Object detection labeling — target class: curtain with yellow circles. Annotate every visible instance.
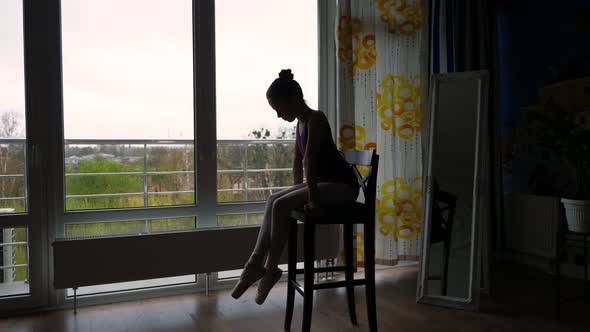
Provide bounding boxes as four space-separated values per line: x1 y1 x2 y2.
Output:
336 0 425 266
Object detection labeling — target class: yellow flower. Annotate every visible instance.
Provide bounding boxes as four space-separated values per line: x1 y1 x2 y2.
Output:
356 231 365 263
377 0 422 36
377 74 422 139
377 177 423 241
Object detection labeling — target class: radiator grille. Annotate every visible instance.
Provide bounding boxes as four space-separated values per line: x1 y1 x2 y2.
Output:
504 193 560 259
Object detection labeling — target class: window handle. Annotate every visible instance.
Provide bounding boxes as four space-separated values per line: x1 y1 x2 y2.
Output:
30 143 40 167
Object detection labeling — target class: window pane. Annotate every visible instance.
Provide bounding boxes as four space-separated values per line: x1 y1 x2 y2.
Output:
0 227 29 297
0 0 27 214
61 0 195 211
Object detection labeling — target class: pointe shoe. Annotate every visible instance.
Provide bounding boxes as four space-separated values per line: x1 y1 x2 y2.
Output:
231 260 266 299
255 267 283 305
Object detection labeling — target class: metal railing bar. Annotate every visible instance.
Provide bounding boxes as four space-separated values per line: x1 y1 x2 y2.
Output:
0 174 25 178
67 192 145 199
64 139 195 145
217 189 243 193
64 169 288 176
217 168 291 173
217 187 289 193
217 139 295 144
65 172 144 177
247 186 290 191
66 190 196 199
0 139 26 143
0 264 28 270
2 138 295 144
0 197 25 201
62 139 295 145
0 242 28 247
143 171 194 175
65 171 194 177
146 191 194 196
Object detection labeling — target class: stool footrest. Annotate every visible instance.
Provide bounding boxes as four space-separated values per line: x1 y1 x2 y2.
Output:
314 279 366 290
290 279 305 296
289 278 367 295
295 266 347 274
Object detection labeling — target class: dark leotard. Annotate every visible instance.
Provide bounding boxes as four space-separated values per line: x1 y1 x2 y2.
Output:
295 113 358 187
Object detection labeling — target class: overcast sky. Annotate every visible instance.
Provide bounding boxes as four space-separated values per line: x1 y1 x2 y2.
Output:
0 0 317 140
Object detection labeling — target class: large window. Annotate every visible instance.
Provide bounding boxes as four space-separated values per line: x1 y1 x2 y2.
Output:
60 0 319 226
0 0 327 310
59 0 198 294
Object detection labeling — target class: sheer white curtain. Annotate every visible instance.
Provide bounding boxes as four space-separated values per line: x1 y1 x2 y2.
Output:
336 0 426 265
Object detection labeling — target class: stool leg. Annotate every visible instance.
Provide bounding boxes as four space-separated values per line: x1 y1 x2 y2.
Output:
344 223 357 325
285 219 297 330
584 235 588 304
302 222 315 332
554 256 561 319
364 225 378 332
441 240 450 296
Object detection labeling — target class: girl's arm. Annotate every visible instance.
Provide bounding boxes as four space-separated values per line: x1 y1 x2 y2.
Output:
293 144 304 185
303 112 329 205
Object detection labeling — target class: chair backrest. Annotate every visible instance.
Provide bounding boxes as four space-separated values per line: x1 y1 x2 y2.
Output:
344 150 379 211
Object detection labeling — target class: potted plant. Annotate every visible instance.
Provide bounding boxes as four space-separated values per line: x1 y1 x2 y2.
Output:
560 130 590 233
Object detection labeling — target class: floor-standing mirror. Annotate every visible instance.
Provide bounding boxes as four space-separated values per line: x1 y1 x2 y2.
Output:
417 71 489 310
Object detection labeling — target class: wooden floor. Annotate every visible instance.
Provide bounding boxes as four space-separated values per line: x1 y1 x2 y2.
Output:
1 264 589 332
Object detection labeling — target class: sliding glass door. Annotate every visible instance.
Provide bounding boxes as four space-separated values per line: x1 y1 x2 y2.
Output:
0 0 45 311
58 0 199 295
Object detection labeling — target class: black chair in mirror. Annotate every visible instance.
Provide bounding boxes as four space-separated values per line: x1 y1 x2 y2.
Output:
285 149 379 332
428 181 458 296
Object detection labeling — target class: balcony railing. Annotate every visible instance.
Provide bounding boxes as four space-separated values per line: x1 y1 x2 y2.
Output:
0 225 28 294
0 138 295 213
0 139 26 208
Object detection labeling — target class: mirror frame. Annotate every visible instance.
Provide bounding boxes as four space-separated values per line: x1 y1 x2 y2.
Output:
417 70 489 311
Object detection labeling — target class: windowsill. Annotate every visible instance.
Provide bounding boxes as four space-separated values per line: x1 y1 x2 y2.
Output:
66 275 196 297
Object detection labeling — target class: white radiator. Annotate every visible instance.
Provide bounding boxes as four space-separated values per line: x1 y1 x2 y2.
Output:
53 224 339 289
504 193 560 259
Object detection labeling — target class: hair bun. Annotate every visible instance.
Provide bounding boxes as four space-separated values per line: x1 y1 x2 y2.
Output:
278 69 294 80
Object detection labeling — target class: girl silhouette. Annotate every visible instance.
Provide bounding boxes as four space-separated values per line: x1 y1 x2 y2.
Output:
231 69 359 304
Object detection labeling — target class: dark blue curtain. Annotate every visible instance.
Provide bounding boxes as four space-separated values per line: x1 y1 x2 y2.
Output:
427 0 501 251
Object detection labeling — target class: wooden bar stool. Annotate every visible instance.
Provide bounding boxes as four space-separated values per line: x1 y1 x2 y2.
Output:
284 149 379 332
